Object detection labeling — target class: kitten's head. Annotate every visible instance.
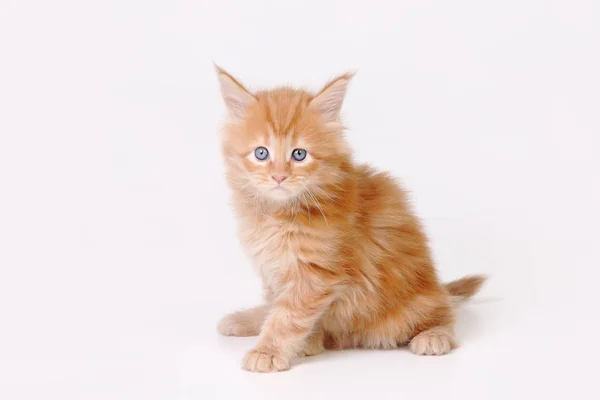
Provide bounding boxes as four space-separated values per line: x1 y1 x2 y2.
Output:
216 66 353 205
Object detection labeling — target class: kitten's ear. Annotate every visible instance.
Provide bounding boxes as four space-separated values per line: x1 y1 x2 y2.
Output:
310 72 355 123
215 64 256 120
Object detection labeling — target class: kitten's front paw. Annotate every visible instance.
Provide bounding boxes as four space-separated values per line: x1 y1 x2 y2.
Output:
242 349 290 373
217 313 259 337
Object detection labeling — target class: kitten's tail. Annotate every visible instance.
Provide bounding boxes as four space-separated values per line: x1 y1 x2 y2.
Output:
444 275 487 306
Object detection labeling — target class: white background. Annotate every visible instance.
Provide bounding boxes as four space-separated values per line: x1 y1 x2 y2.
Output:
0 1 598 399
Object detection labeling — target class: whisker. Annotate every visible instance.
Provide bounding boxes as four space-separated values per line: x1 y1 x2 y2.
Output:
305 188 328 226
300 190 311 227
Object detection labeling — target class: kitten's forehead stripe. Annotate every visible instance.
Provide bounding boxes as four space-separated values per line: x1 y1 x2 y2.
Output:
257 89 311 138
282 93 307 136
262 95 277 134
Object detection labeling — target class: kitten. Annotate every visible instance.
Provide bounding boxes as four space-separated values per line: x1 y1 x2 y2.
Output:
215 66 486 372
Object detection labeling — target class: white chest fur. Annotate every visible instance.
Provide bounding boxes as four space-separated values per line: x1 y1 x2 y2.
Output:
238 216 298 295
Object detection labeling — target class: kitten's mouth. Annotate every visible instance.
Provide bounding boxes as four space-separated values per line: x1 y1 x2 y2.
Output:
268 186 293 199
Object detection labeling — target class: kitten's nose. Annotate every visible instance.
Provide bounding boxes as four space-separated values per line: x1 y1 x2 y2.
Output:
271 175 287 184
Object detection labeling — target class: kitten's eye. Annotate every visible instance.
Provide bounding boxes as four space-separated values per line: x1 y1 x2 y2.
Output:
254 147 269 161
292 148 307 161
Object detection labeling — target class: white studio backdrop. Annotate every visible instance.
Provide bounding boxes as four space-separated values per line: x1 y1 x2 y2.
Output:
0 1 597 399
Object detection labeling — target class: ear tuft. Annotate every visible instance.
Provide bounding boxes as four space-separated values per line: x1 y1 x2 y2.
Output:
310 72 355 123
215 64 256 120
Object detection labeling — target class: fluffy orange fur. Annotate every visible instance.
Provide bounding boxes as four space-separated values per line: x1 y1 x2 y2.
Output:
215 66 486 372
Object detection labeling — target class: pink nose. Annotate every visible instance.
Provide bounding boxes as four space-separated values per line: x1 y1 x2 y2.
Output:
272 175 287 184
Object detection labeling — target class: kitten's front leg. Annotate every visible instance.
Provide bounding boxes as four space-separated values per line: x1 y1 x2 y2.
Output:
242 271 337 372
217 305 269 337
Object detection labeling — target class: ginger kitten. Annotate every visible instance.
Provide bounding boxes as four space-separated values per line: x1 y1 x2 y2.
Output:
215 66 485 372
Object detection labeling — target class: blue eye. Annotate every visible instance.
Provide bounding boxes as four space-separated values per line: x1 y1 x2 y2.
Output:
254 147 269 161
292 148 307 161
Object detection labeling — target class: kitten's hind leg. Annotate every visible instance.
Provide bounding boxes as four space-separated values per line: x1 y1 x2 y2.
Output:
409 325 457 356
298 328 325 357
217 305 269 337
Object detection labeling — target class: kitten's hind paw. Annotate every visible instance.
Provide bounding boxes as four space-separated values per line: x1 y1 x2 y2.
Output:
299 331 325 357
217 313 259 337
409 326 456 356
